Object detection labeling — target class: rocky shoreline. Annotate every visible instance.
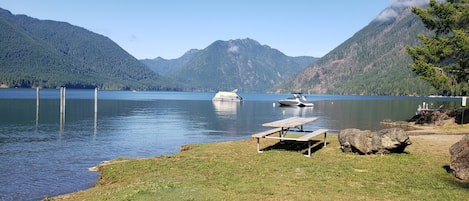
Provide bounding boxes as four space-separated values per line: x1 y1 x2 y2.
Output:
381 120 469 135
381 107 469 135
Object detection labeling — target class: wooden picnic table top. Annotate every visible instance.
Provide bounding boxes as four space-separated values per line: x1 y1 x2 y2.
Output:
261 117 318 128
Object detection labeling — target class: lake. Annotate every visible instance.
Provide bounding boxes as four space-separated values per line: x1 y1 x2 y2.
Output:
0 89 459 200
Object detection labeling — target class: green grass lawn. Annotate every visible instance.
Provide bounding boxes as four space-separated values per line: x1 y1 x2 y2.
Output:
47 134 468 201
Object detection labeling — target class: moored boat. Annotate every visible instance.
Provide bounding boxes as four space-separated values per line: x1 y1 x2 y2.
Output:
278 93 313 107
212 89 243 102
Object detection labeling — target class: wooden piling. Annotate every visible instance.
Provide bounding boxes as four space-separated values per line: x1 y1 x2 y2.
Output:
36 88 40 126
94 88 98 129
94 88 98 114
60 87 66 129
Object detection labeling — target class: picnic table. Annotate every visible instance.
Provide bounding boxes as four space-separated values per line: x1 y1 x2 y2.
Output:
252 117 328 157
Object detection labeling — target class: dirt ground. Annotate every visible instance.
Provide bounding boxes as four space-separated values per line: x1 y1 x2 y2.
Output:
408 127 469 135
409 135 465 153
405 123 468 156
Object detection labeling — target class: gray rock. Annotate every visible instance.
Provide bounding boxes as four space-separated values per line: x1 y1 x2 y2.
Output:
338 128 412 155
449 135 469 180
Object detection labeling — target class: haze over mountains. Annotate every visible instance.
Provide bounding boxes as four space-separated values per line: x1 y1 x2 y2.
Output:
0 1 438 95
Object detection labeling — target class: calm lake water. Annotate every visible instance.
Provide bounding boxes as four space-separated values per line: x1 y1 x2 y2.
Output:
0 89 460 200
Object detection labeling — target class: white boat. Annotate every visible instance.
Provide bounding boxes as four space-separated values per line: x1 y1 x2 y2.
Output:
278 93 314 107
212 89 243 102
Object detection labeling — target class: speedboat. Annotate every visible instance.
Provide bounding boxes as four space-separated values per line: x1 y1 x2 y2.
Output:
278 93 314 107
212 89 243 102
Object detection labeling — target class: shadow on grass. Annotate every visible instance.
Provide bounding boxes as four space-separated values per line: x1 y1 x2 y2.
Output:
262 140 326 156
442 165 469 190
443 165 453 174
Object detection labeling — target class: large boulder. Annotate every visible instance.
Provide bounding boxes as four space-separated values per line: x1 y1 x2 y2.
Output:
449 135 469 180
338 128 412 155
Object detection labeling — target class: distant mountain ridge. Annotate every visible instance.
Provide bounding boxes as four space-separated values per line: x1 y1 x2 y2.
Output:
141 49 200 76
0 8 177 90
142 38 318 92
1 3 439 95
274 4 436 96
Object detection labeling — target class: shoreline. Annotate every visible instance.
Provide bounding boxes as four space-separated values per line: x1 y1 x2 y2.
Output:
48 126 468 200
381 118 469 135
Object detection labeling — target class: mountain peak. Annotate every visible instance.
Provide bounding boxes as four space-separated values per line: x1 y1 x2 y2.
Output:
275 3 435 96
374 0 428 23
142 38 318 92
0 7 175 90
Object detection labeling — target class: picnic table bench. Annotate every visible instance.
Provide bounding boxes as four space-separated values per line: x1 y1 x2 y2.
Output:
251 117 328 157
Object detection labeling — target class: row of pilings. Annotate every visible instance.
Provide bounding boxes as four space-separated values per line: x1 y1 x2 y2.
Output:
35 87 98 130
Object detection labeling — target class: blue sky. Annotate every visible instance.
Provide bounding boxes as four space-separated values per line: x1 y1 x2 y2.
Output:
0 0 397 59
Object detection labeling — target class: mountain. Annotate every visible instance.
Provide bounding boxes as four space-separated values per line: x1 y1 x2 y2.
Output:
142 38 318 93
273 4 436 96
141 49 200 76
0 8 178 90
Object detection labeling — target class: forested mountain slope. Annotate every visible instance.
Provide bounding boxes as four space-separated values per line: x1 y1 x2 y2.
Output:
0 8 177 90
142 38 318 93
274 5 436 96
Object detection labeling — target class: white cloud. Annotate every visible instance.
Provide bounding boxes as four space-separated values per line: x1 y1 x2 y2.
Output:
227 45 239 53
375 8 399 22
128 34 137 42
374 0 430 22
390 0 429 8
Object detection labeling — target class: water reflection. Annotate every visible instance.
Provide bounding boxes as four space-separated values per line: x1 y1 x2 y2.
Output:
313 99 452 131
212 101 241 118
279 106 314 117
0 89 462 201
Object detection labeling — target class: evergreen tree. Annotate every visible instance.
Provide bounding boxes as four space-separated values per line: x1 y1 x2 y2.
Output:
407 0 469 95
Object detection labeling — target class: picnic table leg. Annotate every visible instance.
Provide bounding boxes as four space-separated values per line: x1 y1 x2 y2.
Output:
279 127 286 141
306 140 312 157
323 132 327 147
256 138 263 153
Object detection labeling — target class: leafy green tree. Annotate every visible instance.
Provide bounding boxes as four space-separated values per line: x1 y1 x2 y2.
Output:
407 0 469 95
